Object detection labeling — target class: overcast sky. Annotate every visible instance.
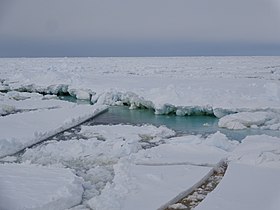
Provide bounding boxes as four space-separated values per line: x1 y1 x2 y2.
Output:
1 0 280 57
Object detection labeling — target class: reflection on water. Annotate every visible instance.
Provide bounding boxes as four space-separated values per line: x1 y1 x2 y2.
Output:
89 106 280 141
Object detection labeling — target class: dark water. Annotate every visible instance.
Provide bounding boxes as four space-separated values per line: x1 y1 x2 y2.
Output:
88 106 280 141
58 95 92 104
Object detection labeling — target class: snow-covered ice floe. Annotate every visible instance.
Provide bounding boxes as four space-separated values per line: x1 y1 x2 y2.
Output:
0 163 83 210
218 111 280 130
88 159 213 210
0 57 280 210
6 123 236 210
0 90 81 116
19 125 176 204
195 135 280 210
1 57 280 122
0 104 107 157
87 132 237 210
229 135 280 168
195 163 280 210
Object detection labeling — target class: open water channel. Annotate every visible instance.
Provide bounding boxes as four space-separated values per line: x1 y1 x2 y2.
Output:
88 106 280 141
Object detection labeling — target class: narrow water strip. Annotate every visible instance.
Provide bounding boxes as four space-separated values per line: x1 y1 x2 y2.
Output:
165 162 228 210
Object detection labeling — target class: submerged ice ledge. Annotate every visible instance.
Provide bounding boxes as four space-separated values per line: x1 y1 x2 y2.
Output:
93 90 248 118
93 89 280 132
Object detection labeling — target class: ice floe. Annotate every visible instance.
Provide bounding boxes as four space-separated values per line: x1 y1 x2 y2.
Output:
218 111 280 130
195 135 280 210
1 57 280 210
87 131 233 210
195 163 280 210
0 163 83 210
0 104 107 157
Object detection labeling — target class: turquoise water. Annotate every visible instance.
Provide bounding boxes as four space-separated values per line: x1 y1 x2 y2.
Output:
89 106 280 141
89 106 218 134
56 94 279 141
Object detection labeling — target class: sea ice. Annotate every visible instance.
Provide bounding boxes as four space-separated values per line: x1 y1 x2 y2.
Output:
1 57 280 210
194 135 280 210
88 159 213 210
0 104 107 157
88 132 231 210
218 111 280 130
229 135 280 167
19 124 176 207
0 163 83 210
195 163 280 210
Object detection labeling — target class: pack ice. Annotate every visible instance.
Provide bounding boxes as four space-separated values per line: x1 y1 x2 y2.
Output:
0 57 280 210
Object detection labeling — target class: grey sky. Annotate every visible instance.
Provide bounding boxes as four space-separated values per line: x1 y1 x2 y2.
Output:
1 0 280 57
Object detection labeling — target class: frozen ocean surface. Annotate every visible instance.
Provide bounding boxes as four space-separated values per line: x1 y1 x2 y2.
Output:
0 56 280 210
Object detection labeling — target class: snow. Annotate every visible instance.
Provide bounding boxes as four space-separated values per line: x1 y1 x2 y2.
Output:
87 132 232 210
195 163 280 210
194 135 280 210
21 124 175 169
1 57 280 122
0 57 280 210
0 104 107 157
0 91 77 116
69 88 93 100
203 131 239 152
0 163 83 210
17 124 232 210
229 135 280 168
19 124 176 207
218 111 280 130
88 160 212 210
133 134 232 166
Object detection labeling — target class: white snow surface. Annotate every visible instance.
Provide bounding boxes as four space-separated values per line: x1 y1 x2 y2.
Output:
88 160 212 210
1 57 280 121
229 135 280 168
1 57 280 210
195 135 280 210
218 111 280 130
0 163 83 210
0 104 107 157
133 132 237 167
195 163 280 210
17 124 232 210
20 124 176 206
87 131 233 210
0 91 77 116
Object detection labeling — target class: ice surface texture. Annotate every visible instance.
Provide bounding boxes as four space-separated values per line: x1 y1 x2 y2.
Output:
1 57 280 210
0 163 83 210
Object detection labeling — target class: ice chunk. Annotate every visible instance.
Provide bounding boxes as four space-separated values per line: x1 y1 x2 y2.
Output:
204 131 239 152
195 163 280 210
0 104 107 157
88 160 213 210
0 104 16 116
134 135 228 166
230 135 280 168
218 111 279 130
0 163 83 210
69 88 93 100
